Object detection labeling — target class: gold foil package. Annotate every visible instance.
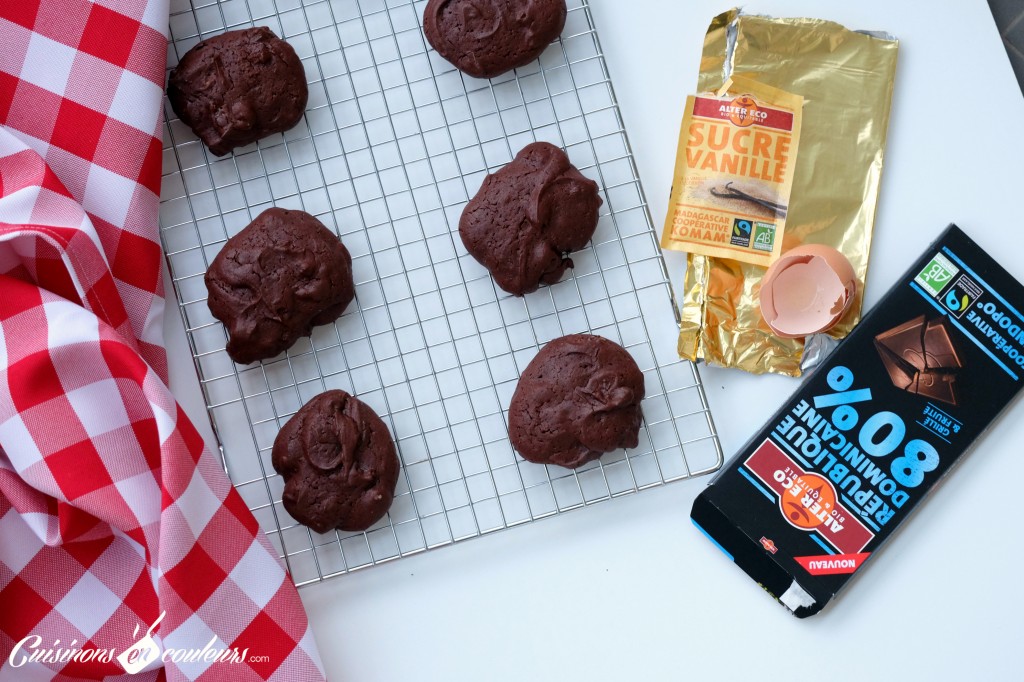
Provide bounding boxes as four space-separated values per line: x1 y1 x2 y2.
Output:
670 9 899 376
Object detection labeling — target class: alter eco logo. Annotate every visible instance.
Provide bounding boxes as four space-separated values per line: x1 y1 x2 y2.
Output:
8 611 268 674
914 252 959 297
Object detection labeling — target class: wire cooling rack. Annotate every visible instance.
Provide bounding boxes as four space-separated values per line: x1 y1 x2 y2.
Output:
160 0 723 586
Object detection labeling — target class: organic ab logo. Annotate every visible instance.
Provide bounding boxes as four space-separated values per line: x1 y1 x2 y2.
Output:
924 262 954 285
117 612 165 675
914 254 958 297
752 222 776 252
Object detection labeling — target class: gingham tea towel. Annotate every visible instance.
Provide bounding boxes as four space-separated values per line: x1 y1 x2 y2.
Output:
0 1 326 679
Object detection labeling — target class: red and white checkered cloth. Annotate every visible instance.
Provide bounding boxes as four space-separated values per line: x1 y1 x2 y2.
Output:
0 1 325 679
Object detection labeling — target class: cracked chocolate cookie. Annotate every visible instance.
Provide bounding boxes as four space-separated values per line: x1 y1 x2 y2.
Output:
423 0 567 79
508 334 644 469
273 390 400 533
167 27 307 156
459 141 601 296
205 208 354 365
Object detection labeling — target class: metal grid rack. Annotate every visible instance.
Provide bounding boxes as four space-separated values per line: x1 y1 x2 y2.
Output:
160 0 723 586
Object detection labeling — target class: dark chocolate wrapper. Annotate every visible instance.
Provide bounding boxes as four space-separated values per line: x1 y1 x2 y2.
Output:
692 225 1024 616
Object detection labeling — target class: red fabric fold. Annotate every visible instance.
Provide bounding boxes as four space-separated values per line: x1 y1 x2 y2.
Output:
0 2 325 679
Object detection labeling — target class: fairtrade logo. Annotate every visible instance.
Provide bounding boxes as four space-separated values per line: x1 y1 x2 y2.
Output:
944 289 969 312
941 274 984 319
730 219 752 248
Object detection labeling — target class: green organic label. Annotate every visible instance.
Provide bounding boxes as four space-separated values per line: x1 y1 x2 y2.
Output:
914 253 959 297
752 222 776 252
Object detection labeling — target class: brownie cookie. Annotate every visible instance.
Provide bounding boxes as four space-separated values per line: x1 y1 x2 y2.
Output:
459 141 601 296
509 334 644 469
167 27 307 156
205 208 353 365
273 390 400 533
423 0 567 79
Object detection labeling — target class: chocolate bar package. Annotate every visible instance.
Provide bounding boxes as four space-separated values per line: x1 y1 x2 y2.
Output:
691 225 1024 616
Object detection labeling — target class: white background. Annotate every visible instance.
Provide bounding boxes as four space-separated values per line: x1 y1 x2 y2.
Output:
165 1 1024 679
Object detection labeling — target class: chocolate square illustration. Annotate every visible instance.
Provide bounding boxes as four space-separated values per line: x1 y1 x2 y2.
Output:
874 316 962 405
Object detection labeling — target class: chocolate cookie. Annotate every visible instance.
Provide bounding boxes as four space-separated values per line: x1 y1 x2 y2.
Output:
459 142 601 296
423 0 567 79
205 208 354 365
508 334 644 468
167 27 308 156
272 390 400 533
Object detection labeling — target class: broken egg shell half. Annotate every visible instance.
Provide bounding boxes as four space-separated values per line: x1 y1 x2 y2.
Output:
759 243 858 339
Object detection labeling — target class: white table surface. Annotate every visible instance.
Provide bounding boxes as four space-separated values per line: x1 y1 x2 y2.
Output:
165 2 1024 679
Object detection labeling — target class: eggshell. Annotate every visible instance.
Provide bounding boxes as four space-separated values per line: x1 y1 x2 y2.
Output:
759 243 858 339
